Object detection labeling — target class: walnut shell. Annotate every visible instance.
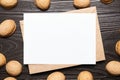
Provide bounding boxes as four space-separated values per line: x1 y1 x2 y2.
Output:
4 77 17 80
6 60 22 76
106 61 120 76
0 0 18 9
35 0 50 11
77 71 94 80
100 0 113 4
0 19 16 37
74 0 90 8
115 40 120 56
0 53 6 67
47 72 65 80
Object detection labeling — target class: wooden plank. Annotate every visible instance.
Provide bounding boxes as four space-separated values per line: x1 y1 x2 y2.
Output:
0 0 120 79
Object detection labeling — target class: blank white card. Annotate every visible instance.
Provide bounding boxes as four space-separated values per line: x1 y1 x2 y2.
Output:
24 13 96 64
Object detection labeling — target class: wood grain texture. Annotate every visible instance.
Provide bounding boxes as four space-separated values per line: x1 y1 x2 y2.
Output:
0 0 120 80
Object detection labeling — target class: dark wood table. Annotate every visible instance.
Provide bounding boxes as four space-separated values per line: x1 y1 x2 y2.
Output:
0 0 120 80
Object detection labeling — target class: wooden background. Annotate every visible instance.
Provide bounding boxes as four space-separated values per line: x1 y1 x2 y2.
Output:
0 0 120 80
